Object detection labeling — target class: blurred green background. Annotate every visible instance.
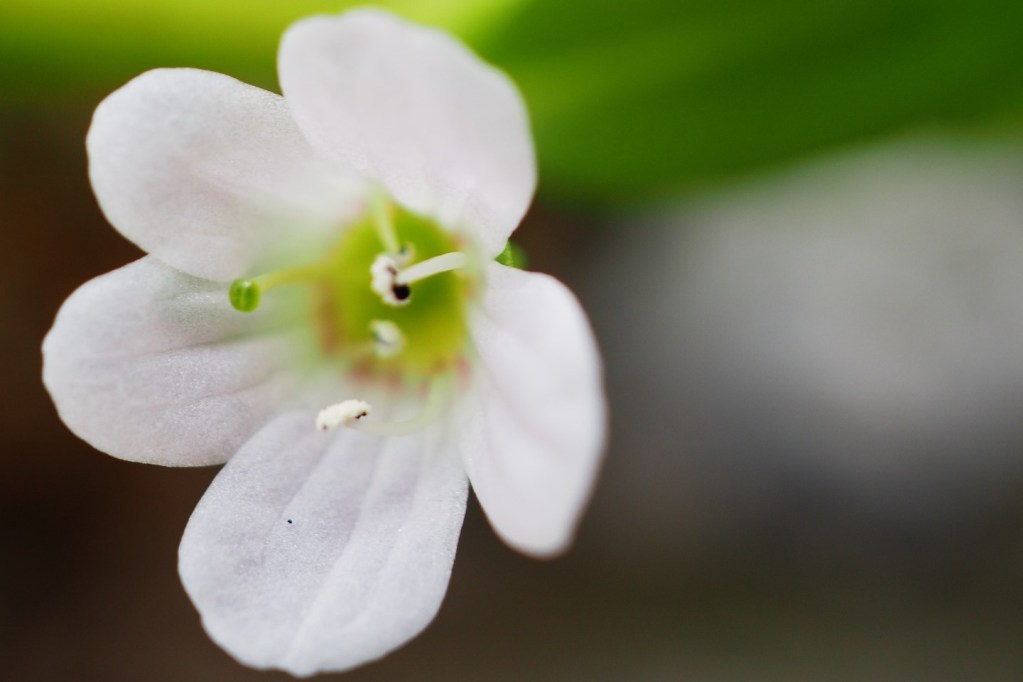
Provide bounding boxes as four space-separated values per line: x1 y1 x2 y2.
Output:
4 1 1023 680
5 0 1023 202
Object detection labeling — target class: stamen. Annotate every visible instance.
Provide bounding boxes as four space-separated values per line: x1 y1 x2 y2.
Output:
229 279 261 312
351 376 453 437
315 399 372 431
394 243 416 267
370 319 405 358
395 252 470 285
370 254 411 307
369 191 400 255
228 263 324 313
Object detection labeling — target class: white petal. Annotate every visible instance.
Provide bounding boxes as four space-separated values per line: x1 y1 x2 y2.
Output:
456 264 606 556
179 412 468 676
88 68 364 281
279 9 536 257
42 258 304 466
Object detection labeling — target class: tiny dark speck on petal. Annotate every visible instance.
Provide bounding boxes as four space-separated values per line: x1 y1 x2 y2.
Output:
287 519 293 524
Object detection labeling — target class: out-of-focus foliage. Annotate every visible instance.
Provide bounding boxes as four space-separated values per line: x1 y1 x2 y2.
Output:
3 0 1022 206
0 1 506 96
488 0 1023 203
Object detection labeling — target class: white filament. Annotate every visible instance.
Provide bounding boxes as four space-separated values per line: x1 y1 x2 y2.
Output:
395 252 470 285
369 191 400 254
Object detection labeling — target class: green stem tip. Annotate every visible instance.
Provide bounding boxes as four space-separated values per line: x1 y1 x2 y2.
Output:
495 240 528 269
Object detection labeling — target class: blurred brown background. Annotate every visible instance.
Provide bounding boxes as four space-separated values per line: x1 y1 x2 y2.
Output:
6 103 1023 682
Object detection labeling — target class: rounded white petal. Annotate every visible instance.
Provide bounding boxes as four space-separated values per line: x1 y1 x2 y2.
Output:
42 258 303 466
456 264 606 556
88 68 364 281
179 412 468 675
279 9 536 257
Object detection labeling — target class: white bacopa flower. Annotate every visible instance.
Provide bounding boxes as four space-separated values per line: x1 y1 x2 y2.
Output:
41 9 606 677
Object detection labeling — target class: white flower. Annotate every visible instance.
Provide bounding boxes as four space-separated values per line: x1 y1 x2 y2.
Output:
41 9 606 677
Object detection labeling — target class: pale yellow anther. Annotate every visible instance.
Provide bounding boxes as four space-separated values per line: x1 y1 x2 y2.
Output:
315 400 372 431
370 319 405 358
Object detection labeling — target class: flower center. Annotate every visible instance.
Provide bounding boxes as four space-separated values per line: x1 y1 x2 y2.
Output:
325 206 473 377
229 200 475 384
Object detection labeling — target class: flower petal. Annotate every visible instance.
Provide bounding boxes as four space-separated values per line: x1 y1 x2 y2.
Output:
178 412 468 675
279 9 536 257
87 68 364 281
456 264 606 557
42 257 304 466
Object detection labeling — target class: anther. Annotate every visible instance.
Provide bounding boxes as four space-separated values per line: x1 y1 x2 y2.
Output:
370 319 405 358
229 279 261 312
316 400 372 431
338 375 453 437
370 254 412 307
227 263 325 313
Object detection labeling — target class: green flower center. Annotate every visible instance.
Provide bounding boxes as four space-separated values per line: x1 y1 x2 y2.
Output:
230 202 474 382
324 207 472 377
